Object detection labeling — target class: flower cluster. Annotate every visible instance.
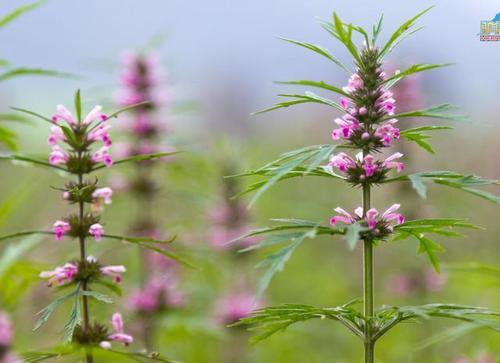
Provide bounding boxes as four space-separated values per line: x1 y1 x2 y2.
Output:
39 256 126 287
327 47 406 240
116 51 169 158
128 275 186 313
72 313 133 349
330 204 405 241
0 312 21 363
328 151 404 184
49 105 113 170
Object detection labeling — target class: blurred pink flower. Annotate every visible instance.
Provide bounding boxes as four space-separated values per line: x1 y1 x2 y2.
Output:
128 275 186 313
52 220 71 241
89 223 104 241
39 263 78 287
215 292 263 326
0 311 13 345
100 313 133 349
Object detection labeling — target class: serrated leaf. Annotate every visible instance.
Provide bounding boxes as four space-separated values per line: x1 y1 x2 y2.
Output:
0 1 44 28
80 289 113 304
343 222 368 250
400 126 452 154
91 151 181 171
0 68 74 82
384 63 453 88
389 104 467 122
275 80 350 97
62 294 81 342
0 154 66 171
379 6 434 58
279 37 350 74
34 288 80 331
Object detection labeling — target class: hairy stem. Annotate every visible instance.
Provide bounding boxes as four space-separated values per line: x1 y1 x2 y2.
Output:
78 164 93 363
362 183 374 363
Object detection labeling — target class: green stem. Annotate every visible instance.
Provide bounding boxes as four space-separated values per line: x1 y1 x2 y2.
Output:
362 184 374 363
78 164 93 363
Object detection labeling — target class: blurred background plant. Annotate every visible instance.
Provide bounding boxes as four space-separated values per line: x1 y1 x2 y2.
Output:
0 1 498 362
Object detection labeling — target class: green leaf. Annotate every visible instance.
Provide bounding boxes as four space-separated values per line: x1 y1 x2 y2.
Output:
389 104 467 122
34 288 80 331
384 171 500 204
0 1 44 28
102 234 196 269
0 230 53 243
343 222 368 250
275 80 350 97
80 289 113 304
0 113 31 123
74 89 82 122
105 101 151 120
0 153 67 171
0 68 74 82
254 92 344 115
62 293 81 342
0 125 17 151
371 13 384 46
384 63 453 88
374 303 500 340
232 302 364 343
9 106 54 124
91 151 181 171
379 6 434 58
400 126 452 154
279 37 351 74
394 219 480 272
93 278 123 296
238 144 337 206
319 13 361 63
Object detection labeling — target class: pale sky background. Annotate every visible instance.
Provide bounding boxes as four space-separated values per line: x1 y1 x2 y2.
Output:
0 0 498 133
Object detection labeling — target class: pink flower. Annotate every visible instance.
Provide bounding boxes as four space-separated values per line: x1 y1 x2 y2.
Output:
82 105 107 125
49 145 69 165
343 73 364 93
92 146 113 167
330 204 404 232
215 292 263 326
382 152 405 172
340 97 350 109
100 313 133 349
47 125 65 145
0 311 13 345
128 276 186 312
100 265 126 284
51 104 76 125
376 90 396 115
328 153 356 172
92 187 113 205
39 263 78 287
331 114 360 140
375 119 400 146
88 122 112 146
362 154 378 177
52 220 71 240
89 223 104 241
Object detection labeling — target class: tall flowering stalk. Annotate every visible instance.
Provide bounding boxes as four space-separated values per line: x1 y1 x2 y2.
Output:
232 8 500 362
0 91 183 362
115 50 185 348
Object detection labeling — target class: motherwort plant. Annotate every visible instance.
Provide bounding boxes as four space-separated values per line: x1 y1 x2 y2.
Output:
232 9 500 362
0 91 184 362
115 50 186 348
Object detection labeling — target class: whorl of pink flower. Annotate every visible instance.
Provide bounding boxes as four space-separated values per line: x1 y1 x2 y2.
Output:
47 125 65 145
215 292 263 326
52 220 71 241
342 73 364 93
100 265 126 284
381 152 405 173
89 223 104 241
376 90 396 115
328 152 356 173
331 114 360 140
51 104 76 125
128 276 186 312
88 122 112 146
39 263 78 287
91 146 113 167
49 145 69 166
375 119 400 146
92 187 113 205
330 204 404 231
0 311 13 345
99 313 133 349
